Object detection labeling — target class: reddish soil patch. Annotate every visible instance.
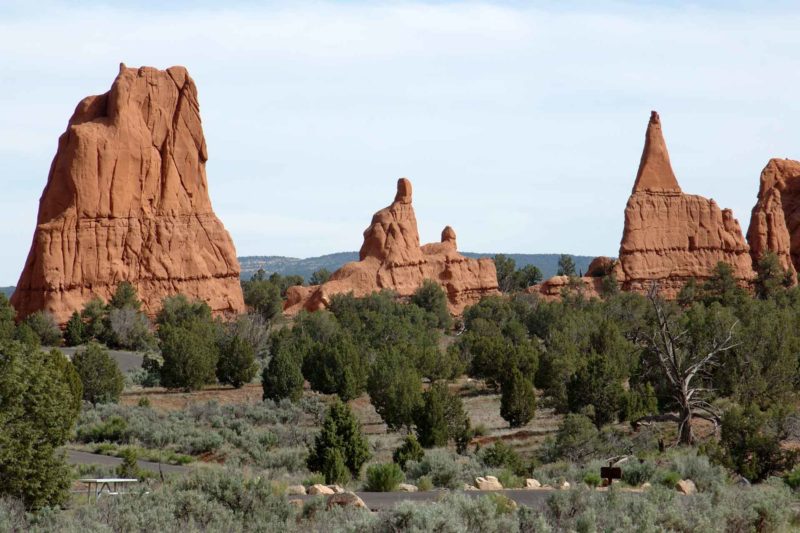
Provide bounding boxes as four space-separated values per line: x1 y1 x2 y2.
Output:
121 383 263 411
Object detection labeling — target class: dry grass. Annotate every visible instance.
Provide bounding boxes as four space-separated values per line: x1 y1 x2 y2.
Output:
121 383 264 411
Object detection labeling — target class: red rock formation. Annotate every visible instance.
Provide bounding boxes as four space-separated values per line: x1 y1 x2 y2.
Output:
585 256 616 277
284 178 498 314
615 111 754 296
530 275 604 300
11 64 245 323
746 158 800 279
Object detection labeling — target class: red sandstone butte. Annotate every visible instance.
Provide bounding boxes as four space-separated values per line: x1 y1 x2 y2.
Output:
746 158 800 280
614 111 754 296
11 64 245 323
284 178 498 314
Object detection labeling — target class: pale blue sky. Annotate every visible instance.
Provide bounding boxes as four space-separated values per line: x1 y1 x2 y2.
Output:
2 1 800 285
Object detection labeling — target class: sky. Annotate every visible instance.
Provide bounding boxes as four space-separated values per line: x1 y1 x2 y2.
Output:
1 1 800 285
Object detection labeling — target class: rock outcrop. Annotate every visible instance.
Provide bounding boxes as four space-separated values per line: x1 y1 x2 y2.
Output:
746 158 800 279
615 111 754 296
11 64 245 323
284 178 498 314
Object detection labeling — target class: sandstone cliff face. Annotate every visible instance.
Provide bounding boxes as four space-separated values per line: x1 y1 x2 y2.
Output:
11 64 245 323
615 112 754 296
284 178 498 314
746 158 800 278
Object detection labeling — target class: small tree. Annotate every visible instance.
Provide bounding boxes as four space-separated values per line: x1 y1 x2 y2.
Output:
414 382 471 449
309 268 331 285
241 274 283 323
216 333 258 388
81 297 108 341
109 281 141 311
23 311 61 346
262 349 304 401
566 355 626 428
643 285 739 444
307 400 371 481
0 342 82 509
702 262 746 307
159 319 219 392
303 332 366 401
754 252 793 299
106 307 154 350
494 254 517 293
64 311 85 347
410 280 452 329
500 368 536 428
0 293 15 344
72 342 125 405
367 349 423 431
557 254 576 277
393 434 424 470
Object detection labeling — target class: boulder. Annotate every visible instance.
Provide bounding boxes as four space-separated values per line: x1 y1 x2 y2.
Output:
475 476 503 490
308 484 335 495
525 478 541 489
615 112 754 297
675 479 696 495
326 491 368 510
328 484 345 494
585 256 616 277
746 158 800 280
397 483 418 492
641 482 652 490
557 480 571 490
284 178 498 315
463 483 478 491
10 64 245 324
286 485 306 496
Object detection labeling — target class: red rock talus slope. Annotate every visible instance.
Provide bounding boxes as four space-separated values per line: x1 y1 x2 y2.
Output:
284 178 498 314
615 111 753 296
11 64 245 323
746 158 800 279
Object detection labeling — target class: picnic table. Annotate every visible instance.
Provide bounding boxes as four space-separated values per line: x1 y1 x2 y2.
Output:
78 478 141 501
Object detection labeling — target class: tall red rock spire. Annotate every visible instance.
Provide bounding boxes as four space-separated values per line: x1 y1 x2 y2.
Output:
631 111 681 193
747 158 800 279
284 178 498 314
615 111 753 296
11 65 245 323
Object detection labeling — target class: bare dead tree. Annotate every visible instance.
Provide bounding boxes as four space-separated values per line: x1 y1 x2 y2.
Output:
642 282 739 445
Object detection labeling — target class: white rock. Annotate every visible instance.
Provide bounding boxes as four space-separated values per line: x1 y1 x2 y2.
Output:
397 483 418 492
675 479 696 495
475 476 504 490
308 484 335 495
525 478 541 489
558 480 571 490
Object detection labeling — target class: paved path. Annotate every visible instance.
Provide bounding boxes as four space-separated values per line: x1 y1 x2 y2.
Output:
295 489 555 510
66 449 190 474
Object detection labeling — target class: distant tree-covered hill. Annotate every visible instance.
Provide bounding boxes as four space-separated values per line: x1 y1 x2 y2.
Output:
239 253 598 282
0 287 13 298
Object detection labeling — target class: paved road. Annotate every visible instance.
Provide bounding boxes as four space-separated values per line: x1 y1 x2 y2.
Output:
295 489 555 510
65 449 190 474
58 347 144 373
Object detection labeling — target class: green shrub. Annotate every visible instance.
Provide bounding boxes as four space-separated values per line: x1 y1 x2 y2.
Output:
321 448 350 485
416 476 433 491
479 441 522 474
784 468 800 490
496 469 523 488
159 318 219 392
64 311 85 346
405 449 480 489
622 459 656 486
658 470 681 488
115 448 143 479
393 434 424 470
365 463 404 492
414 382 471 450
77 415 128 443
500 368 536 428
583 472 602 488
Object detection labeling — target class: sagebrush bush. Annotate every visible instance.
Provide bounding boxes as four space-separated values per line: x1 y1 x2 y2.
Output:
405 449 480 489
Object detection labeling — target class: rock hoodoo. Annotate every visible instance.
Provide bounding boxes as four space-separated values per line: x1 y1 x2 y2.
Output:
746 158 800 279
11 64 245 323
284 178 498 314
614 111 754 296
